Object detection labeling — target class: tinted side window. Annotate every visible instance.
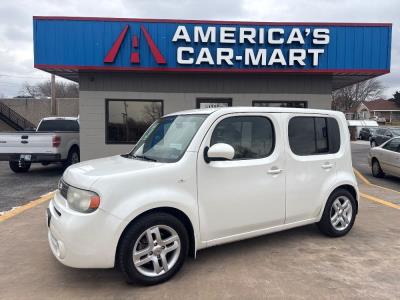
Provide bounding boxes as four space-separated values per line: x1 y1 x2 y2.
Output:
211 116 275 160
376 129 386 135
288 116 340 156
383 139 400 152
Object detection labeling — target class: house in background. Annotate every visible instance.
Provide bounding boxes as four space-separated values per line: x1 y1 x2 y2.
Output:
345 99 400 124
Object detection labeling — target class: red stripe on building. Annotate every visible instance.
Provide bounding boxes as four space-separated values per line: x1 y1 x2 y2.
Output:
131 53 140 64
132 35 138 48
104 25 129 63
140 25 166 64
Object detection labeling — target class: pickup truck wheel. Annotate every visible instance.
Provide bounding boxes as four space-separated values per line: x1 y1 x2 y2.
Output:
317 189 356 237
117 213 189 285
63 147 80 168
9 161 31 173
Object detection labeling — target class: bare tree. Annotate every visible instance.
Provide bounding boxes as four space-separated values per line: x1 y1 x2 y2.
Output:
143 102 162 123
20 80 79 98
332 79 384 111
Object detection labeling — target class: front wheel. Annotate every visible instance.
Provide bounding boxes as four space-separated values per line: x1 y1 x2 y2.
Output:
117 213 189 285
317 189 356 237
9 161 31 173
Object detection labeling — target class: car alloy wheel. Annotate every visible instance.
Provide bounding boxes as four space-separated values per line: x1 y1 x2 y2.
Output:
132 225 181 277
371 141 377 147
330 196 353 231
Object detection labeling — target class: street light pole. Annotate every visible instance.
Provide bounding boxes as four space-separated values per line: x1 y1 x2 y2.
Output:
51 74 56 115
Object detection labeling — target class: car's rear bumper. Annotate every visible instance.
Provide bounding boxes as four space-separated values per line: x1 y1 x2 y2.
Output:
0 153 61 162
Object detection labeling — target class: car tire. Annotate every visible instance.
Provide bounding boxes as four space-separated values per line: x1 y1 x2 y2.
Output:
317 188 357 237
9 161 31 173
117 212 189 285
371 140 377 147
372 159 384 178
63 147 80 168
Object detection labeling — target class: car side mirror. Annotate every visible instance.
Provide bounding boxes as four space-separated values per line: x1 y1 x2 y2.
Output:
204 143 235 163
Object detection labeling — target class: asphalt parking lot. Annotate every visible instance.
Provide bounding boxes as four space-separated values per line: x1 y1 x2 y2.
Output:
0 181 399 299
0 144 399 299
351 140 400 191
0 161 63 213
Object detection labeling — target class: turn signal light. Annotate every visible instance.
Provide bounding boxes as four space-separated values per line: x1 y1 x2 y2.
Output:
89 195 101 209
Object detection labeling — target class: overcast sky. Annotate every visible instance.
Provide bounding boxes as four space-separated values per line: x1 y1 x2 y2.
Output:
0 0 399 98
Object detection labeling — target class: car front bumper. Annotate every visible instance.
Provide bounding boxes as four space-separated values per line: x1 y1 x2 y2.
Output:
47 191 122 268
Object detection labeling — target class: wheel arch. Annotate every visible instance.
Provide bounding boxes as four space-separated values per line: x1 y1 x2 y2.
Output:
318 182 359 220
333 184 358 214
115 206 196 265
68 144 80 155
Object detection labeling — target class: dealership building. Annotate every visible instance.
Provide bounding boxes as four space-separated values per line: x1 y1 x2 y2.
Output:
33 17 392 160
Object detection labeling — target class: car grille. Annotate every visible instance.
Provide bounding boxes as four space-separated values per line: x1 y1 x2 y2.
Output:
58 179 69 199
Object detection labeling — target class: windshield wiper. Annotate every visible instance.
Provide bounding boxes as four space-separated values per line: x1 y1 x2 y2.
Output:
131 154 158 162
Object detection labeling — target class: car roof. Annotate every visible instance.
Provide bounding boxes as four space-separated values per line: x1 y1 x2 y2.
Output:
164 107 344 117
41 117 79 121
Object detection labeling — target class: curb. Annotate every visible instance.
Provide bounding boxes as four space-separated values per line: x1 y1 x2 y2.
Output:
0 191 55 223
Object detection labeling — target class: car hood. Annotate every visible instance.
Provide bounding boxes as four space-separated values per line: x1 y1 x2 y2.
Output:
62 155 163 189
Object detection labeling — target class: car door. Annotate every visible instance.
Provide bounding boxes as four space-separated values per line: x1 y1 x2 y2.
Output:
284 114 342 223
197 113 285 243
380 138 400 176
375 129 386 146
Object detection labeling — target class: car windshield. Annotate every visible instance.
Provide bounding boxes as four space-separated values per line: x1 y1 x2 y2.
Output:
126 114 208 163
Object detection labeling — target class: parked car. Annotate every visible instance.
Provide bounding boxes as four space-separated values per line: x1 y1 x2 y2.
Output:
370 127 400 147
359 127 378 141
369 137 400 178
47 107 358 285
0 117 80 172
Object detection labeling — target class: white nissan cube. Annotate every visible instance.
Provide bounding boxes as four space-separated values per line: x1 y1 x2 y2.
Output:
47 107 358 285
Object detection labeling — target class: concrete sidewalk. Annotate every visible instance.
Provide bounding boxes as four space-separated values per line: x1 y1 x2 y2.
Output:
1 189 399 299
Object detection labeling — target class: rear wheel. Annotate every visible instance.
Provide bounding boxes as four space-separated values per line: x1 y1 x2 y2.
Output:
9 161 31 173
63 147 80 168
117 213 188 285
372 159 384 178
317 189 356 237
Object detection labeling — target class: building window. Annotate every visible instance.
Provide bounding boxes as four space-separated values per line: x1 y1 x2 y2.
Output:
106 99 163 144
288 116 340 156
196 98 232 109
210 116 275 160
252 101 308 108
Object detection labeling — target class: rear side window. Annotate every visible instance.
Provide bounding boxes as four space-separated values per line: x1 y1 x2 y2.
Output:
383 138 400 152
288 116 340 156
37 120 80 132
211 116 275 160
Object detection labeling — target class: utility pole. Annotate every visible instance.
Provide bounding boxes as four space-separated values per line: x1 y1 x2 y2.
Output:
51 74 56 115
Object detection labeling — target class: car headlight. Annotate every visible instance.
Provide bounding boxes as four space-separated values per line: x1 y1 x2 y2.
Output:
66 185 100 213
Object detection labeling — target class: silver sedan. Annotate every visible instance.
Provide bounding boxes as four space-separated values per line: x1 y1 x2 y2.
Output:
368 137 400 178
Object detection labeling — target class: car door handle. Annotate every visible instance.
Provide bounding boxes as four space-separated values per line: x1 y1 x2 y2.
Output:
268 168 284 175
321 163 334 169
